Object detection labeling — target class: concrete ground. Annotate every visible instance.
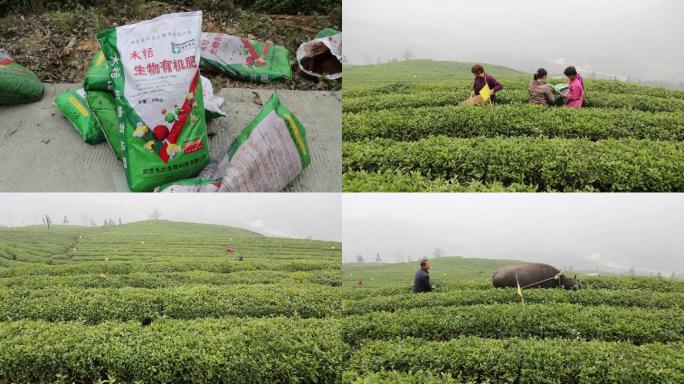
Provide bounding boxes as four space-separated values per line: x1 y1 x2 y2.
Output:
0 84 341 192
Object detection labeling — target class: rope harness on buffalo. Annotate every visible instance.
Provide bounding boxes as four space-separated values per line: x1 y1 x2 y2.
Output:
519 271 564 289
514 271 564 305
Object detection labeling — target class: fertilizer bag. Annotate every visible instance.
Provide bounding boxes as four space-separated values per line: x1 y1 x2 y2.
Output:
296 29 342 80
86 90 123 159
0 49 44 104
553 83 569 106
98 11 210 192
84 50 112 92
54 88 105 144
199 32 291 83
213 93 310 192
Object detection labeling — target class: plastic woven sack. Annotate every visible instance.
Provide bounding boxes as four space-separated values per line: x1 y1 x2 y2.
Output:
54 88 105 144
0 49 44 104
84 50 113 92
296 29 341 80
155 177 221 192
201 75 225 119
213 93 310 192
199 32 291 83
86 90 123 159
97 11 210 192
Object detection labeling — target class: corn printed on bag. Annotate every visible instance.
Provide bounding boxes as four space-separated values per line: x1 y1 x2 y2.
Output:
0 49 44 104
54 88 105 144
98 11 210 192
199 32 291 83
83 51 112 92
213 93 310 192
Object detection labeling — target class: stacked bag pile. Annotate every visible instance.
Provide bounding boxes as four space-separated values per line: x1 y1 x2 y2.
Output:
52 11 341 192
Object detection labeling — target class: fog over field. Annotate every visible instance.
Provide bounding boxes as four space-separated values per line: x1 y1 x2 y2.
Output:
343 194 684 276
344 0 684 83
0 193 341 241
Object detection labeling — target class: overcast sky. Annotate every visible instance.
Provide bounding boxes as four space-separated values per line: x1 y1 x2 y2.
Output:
344 0 684 82
0 194 341 241
343 194 684 275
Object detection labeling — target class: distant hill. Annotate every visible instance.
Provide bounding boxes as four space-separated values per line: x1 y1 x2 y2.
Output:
0 220 339 267
344 59 527 89
343 256 526 288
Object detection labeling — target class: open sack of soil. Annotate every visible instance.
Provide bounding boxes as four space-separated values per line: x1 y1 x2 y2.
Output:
97 11 210 192
296 29 342 80
156 93 310 192
0 49 44 105
199 32 291 83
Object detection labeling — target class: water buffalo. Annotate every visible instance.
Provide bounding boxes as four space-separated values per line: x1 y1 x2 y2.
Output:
492 263 581 290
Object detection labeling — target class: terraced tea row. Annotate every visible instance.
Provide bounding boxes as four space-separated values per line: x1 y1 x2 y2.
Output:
0 269 341 289
345 79 684 100
343 170 538 192
0 318 345 384
0 258 339 277
0 284 339 323
344 88 684 113
343 105 684 142
343 303 684 345
344 338 684 384
343 276 684 300
343 288 684 315
343 137 684 192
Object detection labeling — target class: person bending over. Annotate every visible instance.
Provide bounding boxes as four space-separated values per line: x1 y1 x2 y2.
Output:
471 64 503 103
528 68 555 106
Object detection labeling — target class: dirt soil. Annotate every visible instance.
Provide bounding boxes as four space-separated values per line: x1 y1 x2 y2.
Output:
0 3 341 91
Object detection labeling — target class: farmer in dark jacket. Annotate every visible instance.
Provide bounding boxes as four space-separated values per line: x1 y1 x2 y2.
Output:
471 64 503 102
412 259 432 293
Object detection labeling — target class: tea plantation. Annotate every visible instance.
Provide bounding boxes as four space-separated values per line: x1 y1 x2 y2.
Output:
341 257 684 383
0 221 343 383
343 61 684 192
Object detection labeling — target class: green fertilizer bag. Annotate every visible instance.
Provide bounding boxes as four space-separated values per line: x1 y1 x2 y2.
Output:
199 32 291 83
98 11 210 192
86 90 123 159
0 49 44 104
212 93 310 192
84 50 112 92
54 88 105 144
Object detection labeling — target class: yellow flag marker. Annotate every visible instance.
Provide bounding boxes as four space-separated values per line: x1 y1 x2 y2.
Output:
515 273 525 305
480 82 492 103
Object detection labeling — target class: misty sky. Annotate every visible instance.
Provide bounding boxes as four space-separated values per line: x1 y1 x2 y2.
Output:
343 194 684 275
0 194 341 241
344 0 684 82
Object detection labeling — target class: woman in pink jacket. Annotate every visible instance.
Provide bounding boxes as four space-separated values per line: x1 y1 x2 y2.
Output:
563 66 584 108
